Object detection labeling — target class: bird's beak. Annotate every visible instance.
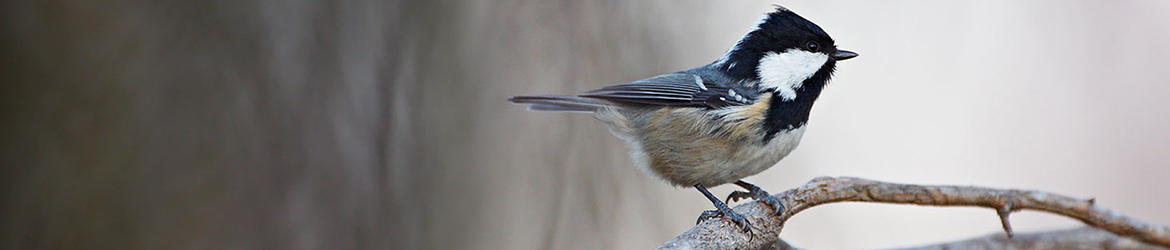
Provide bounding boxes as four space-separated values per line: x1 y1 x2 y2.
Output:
833 49 858 61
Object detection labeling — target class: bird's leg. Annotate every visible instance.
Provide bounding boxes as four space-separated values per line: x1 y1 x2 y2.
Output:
694 184 751 232
725 180 785 216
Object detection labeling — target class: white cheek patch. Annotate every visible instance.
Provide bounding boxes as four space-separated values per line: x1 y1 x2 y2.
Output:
757 49 828 101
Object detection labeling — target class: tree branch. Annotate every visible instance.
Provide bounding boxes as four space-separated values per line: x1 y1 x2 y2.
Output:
758 227 1168 250
657 176 1170 250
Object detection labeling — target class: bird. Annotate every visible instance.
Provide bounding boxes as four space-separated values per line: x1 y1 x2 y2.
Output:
509 6 857 231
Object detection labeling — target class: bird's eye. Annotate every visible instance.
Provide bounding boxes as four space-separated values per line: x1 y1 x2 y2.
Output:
805 41 820 52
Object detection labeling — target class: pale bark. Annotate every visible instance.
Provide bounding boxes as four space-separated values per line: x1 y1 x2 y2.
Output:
659 177 1170 250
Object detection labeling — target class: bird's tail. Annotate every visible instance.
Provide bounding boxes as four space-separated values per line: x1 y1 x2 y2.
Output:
508 95 612 113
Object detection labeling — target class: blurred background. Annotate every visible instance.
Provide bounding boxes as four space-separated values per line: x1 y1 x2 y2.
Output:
2 0 1169 249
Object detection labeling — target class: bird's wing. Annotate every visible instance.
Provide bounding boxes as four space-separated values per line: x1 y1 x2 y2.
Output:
580 72 757 108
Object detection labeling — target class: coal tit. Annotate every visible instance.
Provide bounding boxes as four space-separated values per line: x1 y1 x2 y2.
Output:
509 6 856 231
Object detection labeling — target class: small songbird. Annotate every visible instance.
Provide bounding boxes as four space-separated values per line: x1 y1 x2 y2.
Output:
509 6 856 231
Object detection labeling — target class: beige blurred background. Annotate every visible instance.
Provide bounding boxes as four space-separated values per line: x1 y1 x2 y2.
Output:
2 0 1169 249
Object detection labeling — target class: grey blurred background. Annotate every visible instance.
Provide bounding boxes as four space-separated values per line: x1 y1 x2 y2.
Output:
2 0 1169 249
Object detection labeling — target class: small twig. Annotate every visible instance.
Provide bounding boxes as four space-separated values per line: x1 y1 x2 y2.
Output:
996 203 1016 237
657 176 1170 250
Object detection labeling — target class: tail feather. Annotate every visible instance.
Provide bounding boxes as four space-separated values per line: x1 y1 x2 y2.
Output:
508 95 612 112
527 103 593 113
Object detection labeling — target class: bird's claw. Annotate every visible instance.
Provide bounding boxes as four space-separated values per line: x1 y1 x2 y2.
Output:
696 208 751 232
726 190 753 203
726 184 786 216
755 194 785 216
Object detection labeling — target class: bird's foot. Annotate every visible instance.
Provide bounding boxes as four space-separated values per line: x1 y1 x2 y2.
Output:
693 184 752 232
727 180 785 216
696 205 751 232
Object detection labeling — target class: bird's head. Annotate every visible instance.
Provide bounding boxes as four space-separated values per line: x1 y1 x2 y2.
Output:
716 6 857 101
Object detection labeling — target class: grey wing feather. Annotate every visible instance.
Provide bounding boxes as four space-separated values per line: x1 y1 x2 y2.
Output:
580 72 755 108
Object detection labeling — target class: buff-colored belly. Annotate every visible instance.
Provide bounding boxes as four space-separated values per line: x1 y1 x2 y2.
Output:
639 126 805 187
615 104 805 187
